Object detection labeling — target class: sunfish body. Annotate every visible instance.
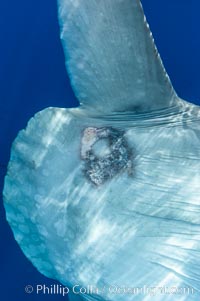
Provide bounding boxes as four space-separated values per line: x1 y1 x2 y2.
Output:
3 1 200 300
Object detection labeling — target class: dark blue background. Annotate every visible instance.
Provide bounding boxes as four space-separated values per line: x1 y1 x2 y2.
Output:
0 1 199 300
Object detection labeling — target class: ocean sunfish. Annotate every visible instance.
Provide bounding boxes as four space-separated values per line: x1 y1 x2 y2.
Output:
3 1 200 300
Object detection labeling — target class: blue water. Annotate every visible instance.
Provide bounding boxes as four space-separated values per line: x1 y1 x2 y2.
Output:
0 0 199 300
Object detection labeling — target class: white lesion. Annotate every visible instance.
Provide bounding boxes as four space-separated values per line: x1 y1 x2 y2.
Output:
81 127 98 159
81 126 133 186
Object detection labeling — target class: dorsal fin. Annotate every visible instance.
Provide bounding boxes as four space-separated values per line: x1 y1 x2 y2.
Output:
58 0 178 113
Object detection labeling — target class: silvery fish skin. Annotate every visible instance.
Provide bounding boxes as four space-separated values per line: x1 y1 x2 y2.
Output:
3 1 200 300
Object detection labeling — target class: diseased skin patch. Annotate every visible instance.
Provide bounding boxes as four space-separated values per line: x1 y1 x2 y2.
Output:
81 127 133 186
